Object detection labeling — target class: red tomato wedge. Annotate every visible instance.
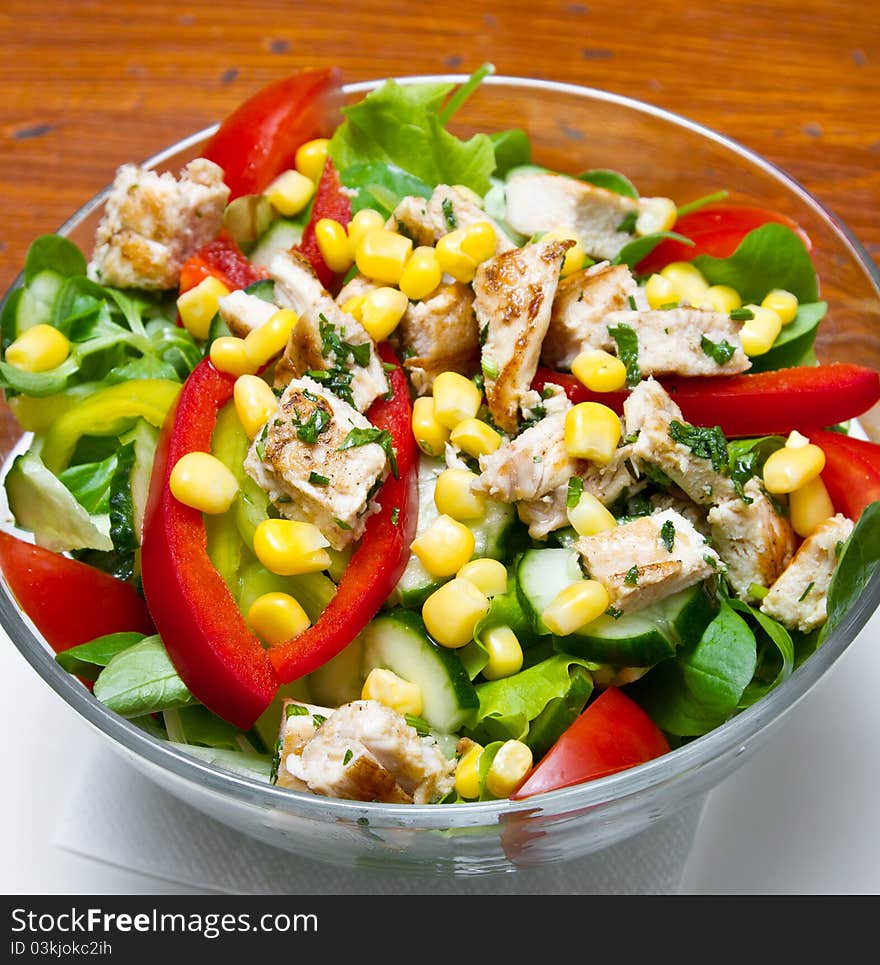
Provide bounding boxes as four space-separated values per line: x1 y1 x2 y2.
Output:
0 531 155 653
533 363 880 438
293 158 353 291
635 203 812 276
512 688 670 799
178 234 268 294
813 430 880 521
202 68 342 200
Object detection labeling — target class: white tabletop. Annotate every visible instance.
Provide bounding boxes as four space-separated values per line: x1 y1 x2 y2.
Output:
3 607 880 895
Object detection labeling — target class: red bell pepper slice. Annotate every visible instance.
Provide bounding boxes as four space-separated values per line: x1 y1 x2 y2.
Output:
269 343 419 682
533 363 880 438
511 687 670 799
140 359 278 730
0 530 155 653
812 430 880 521
293 158 353 291
635 203 812 276
178 234 268 295
202 68 342 200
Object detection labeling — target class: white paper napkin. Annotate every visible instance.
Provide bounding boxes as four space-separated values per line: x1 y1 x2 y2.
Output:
52 747 706 895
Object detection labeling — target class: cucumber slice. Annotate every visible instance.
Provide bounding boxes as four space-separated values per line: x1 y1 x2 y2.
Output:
249 218 306 268
361 609 478 732
308 636 365 707
392 457 517 608
515 547 583 633
555 584 717 667
8 269 66 341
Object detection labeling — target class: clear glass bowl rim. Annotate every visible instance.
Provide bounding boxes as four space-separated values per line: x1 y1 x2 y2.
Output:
2 73 879 828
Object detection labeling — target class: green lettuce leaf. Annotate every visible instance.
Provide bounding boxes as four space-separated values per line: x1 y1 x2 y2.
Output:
746 301 827 372
821 502 880 643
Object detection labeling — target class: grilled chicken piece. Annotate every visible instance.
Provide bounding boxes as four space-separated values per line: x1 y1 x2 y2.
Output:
760 514 854 631
277 699 455 804
624 378 737 506
269 250 387 412
218 289 279 338
474 238 572 432
503 171 639 261
707 478 797 601
88 159 229 290
602 307 751 378
542 262 638 369
244 376 388 550
576 509 720 613
395 282 480 395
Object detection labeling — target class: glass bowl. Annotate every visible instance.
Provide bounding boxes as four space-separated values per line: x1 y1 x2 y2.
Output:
2 75 879 878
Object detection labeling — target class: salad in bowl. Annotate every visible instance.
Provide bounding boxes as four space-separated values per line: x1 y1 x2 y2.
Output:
1 66 879 812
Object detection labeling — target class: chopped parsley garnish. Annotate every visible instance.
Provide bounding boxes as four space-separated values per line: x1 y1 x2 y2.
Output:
339 426 399 478
533 454 542 463
605 605 623 619
405 714 431 736
286 704 309 718
567 476 584 509
700 334 736 365
305 367 354 406
391 507 400 526
703 553 719 569
616 211 638 234
798 581 815 602
441 197 457 230
343 748 354 766
255 424 269 461
319 313 371 368
607 322 640 388
660 519 676 552
624 565 639 585
334 518 352 531
311 713 327 727
292 395 332 443
479 322 489 346
642 461 672 487
628 295 638 311
668 420 729 473
481 356 499 380
308 471 330 486
730 307 755 322
659 301 680 311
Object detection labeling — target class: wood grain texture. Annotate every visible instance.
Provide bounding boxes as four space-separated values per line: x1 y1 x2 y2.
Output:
0 0 877 293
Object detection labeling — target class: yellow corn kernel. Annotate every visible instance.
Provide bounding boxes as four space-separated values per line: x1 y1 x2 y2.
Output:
346 208 386 252
460 222 498 264
314 218 354 274
564 402 621 464
341 294 366 323
454 742 484 799
398 246 443 300
252 519 331 576
210 336 258 377
434 469 486 521
360 286 409 341
740 304 782 356
361 667 423 717
410 514 475 578
571 349 627 393
449 417 502 458
294 137 330 182
789 475 835 537
432 371 483 430
457 558 508 597
422 577 489 648
233 374 278 438
435 229 478 283
644 273 678 310
542 579 610 636
482 626 524 681
169 451 239 515
4 324 70 373
567 490 617 536
247 592 310 647
699 284 742 314
355 228 413 285
176 276 230 340
659 260 709 305
542 229 587 278
762 288 798 326
243 308 299 367
762 442 826 494
636 196 677 235
411 396 450 457
486 740 533 798
264 169 315 216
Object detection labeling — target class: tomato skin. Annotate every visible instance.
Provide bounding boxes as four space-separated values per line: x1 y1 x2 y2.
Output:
635 203 812 276
178 234 268 294
202 68 342 200
0 531 155 653
812 430 880 521
511 687 670 799
293 159 353 290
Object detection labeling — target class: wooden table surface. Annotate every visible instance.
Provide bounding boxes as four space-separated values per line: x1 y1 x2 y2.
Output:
1 0 877 292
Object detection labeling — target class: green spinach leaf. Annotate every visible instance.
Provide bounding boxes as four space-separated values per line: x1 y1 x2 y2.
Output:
821 502 880 642
746 301 827 373
615 231 694 271
339 162 433 218
55 631 146 681
578 168 639 199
